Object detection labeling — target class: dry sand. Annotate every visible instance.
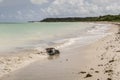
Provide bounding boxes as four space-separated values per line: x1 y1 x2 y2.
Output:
77 23 120 80
0 22 120 80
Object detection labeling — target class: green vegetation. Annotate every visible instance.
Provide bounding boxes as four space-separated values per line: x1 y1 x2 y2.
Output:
40 14 120 22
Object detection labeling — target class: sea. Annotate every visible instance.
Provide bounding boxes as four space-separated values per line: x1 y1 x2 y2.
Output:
0 22 112 55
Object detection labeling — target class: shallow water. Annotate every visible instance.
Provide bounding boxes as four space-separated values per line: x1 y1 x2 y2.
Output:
0 22 112 80
0 22 111 55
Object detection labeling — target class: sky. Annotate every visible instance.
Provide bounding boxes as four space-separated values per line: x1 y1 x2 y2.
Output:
0 0 120 22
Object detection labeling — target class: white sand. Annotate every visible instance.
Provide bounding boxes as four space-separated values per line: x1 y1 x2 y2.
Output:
77 23 120 80
0 50 47 78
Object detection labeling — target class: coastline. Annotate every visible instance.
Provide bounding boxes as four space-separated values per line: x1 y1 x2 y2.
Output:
0 22 120 80
77 22 120 80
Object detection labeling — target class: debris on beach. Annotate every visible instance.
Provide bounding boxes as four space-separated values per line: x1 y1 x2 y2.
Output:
116 50 120 52
105 70 113 73
95 71 99 73
90 68 94 70
117 32 120 34
109 59 115 63
46 48 60 56
107 78 112 80
84 73 92 78
78 71 86 74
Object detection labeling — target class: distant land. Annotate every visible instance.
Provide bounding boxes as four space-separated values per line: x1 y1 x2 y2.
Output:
29 14 120 22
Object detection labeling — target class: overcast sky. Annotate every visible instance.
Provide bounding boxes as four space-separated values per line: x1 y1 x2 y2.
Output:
0 0 120 22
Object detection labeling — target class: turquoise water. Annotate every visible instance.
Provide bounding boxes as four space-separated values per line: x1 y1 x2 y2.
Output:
0 22 94 53
0 22 111 54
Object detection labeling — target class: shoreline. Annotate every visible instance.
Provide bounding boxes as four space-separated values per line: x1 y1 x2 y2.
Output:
0 22 119 80
0 49 47 78
77 22 120 80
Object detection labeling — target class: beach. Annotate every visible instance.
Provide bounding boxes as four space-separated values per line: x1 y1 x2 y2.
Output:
0 22 120 80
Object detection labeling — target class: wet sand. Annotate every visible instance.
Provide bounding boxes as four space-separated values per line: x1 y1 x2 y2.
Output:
0 22 120 80
0 45 93 80
0 49 47 78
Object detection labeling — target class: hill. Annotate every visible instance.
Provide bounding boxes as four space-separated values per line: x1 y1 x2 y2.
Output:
40 14 120 22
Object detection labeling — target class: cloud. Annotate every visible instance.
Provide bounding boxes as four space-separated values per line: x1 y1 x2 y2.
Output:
42 0 120 17
0 0 3 3
15 9 43 21
0 0 120 22
42 0 90 17
30 0 48 4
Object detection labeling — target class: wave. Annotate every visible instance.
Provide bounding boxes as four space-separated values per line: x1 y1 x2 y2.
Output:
0 23 112 79
87 24 112 34
35 23 112 51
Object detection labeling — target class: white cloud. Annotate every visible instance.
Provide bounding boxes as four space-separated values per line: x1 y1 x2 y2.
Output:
42 0 120 17
30 0 48 4
0 0 120 22
43 0 89 17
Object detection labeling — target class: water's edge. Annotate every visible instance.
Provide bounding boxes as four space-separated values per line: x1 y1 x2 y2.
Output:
0 22 112 78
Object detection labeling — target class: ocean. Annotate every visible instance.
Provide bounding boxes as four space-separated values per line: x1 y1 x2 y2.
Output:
0 22 111 54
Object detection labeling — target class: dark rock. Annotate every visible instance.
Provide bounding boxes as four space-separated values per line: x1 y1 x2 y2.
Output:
105 70 113 73
109 60 115 63
107 78 112 80
116 50 120 52
98 64 103 67
78 71 86 74
46 48 60 56
95 71 99 73
117 32 120 34
84 73 92 78
90 68 94 70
